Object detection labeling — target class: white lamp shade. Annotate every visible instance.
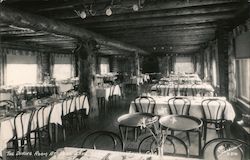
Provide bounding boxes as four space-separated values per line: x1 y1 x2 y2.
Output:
106 7 112 16
79 11 87 19
132 4 139 11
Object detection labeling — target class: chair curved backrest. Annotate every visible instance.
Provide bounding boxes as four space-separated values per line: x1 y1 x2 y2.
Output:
167 97 190 115
61 97 74 116
138 135 189 157
35 104 55 129
202 138 250 160
157 84 170 96
201 99 226 122
192 84 213 97
75 94 87 111
13 110 35 139
82 131 124 151
133 96 156 114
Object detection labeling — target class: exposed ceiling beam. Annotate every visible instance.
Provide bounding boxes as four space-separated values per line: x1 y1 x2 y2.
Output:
0 5 147 54
92 22 218 33
32 0 241 15
73 11 236 29
55 3 241 21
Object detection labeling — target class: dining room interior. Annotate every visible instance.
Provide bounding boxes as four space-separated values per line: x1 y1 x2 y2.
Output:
0 0 250 160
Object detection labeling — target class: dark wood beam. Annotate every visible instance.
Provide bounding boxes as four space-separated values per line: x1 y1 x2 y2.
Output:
107 31 215 39
0 41 72 53
74 11 236 29
34 0 240 15
56 3 241 22
0 5 147 54
92 22 218 33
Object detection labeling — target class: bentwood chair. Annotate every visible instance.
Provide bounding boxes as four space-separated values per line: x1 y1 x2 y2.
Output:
61 97 78 140
202 138 250 160
75 94 88 129
138 135 189 157
167 97 191 145
156 84 170 96
119 96 156 142
133 96 156 114
82 131 124 151
201 99 227 143
167 97 191 115
31 104 55 151
7 111 36 160
108 84 120 107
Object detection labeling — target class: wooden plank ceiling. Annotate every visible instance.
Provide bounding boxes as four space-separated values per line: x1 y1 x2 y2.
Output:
0 0 249 55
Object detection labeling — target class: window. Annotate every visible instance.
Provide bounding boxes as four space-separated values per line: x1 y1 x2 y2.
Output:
53 55 72 81
236 58 250 105
6 54 37 85
174 56 194 74
100 57 110 74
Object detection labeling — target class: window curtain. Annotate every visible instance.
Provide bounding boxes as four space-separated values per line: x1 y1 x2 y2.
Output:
52 53 75 81
5 49 38 85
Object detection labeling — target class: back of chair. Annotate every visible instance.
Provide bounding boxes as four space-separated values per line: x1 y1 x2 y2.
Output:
13 110 34 139
201 99 226 122
138 135 189 157
133 96 156 114
61 97 74 116
36 104 55 129
158 84 170 96
202 138 249 160
82 131 123 151
167 97 190 115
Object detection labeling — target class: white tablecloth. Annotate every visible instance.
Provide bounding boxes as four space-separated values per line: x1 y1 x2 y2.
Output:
0 95 89 156
50 147 201 160
151 83 214 96
17 84 58 94
129 96 235 121
96 85 121 101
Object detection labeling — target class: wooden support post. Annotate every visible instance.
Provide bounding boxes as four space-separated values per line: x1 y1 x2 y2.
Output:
135 52 141 95
135 52 140 76
217 30 229 98
78 39 99 118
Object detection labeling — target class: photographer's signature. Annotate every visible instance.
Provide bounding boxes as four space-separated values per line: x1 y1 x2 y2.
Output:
217 144 242 158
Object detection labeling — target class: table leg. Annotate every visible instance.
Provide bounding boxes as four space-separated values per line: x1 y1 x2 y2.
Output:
198 131 201 157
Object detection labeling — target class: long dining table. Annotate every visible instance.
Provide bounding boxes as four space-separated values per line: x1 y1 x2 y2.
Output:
129 96 235 121
0 94 89 157
96 85 121 101
49 147 202 160
151 83 215 96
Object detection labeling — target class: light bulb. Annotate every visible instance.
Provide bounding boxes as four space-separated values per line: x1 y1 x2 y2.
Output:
106 7 112 16
79 11 87 19
132 4 139 11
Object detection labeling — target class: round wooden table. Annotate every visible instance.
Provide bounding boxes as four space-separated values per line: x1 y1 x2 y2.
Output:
159 115 203 156
117 113 156 141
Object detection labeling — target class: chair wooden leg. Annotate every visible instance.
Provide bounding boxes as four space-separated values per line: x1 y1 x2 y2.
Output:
203 124 207 143
186 131 191 146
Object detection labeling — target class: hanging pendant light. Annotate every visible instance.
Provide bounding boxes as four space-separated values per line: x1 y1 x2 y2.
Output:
132 4 139 11
105 7 112 16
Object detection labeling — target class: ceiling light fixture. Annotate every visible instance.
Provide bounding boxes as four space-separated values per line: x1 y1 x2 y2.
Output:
132 4 139 11
133 0 145 11
74 10 87 19
105 7 112 16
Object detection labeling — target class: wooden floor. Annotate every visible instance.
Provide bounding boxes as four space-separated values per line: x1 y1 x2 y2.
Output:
6 89 228 160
